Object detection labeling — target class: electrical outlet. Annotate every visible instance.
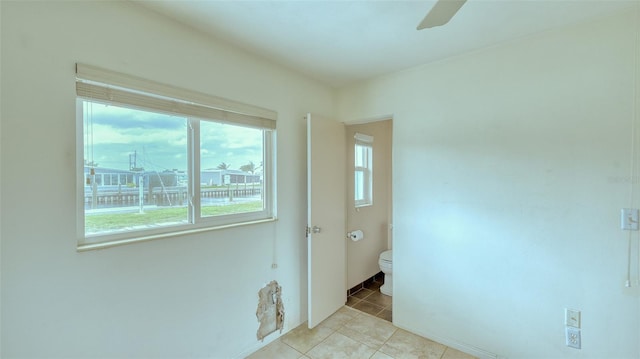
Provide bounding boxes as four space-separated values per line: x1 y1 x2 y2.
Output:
565 308 581 328
565 327 581 349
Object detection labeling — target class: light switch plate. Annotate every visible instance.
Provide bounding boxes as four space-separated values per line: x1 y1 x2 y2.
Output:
565 308 581 328
621 208 639 230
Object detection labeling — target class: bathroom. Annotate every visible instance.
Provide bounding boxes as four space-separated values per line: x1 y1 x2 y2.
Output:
344 119 393 321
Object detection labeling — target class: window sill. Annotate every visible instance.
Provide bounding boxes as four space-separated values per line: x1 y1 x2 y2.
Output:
77 217 277 252
355 203 373 209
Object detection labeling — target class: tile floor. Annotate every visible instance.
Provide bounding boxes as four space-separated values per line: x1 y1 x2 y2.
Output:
246 306 477 359
346 275 391 322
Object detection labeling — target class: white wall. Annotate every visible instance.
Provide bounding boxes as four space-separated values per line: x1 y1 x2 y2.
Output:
337 10 640 359
0 1 3 354
0 1 333 358
0 0 3 353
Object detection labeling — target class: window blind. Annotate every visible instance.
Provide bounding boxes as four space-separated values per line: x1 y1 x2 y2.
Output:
354 132 373 143
75 63 276 129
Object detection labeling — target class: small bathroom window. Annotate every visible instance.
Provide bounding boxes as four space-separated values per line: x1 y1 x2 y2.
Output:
354 133 373 207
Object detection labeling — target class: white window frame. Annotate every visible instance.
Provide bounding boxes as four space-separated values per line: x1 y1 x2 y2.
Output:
354 133 373 208
75 64 277 250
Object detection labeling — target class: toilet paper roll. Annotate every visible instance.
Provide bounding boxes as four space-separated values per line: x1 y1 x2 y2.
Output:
348 230 364 241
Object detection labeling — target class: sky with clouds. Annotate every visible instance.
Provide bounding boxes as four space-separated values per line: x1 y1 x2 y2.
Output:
84 102 263 173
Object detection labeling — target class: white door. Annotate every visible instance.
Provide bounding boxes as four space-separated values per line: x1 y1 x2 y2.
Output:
307 113 346 328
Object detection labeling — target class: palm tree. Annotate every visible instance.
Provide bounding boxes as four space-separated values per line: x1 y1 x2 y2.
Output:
240 161 256 174
217 162 231 170
240 161 262 189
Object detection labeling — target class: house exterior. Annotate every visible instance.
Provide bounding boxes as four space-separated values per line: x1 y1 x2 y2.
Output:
201 169 261 186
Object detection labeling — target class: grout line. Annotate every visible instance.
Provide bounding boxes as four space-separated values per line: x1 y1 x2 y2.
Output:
254 308 469 359
361 295 391 309
278 339 305 357
309 311 371 357
347 295 392 322
375 307 386 317
347 297 363 307
335 312 399 356
377 326 399 359
301 327 336 356
348 277 392 322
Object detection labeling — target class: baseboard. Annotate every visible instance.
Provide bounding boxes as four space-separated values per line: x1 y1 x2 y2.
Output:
348 271 384 296
234 321 299 359
393 323 499 359
234 333 279 359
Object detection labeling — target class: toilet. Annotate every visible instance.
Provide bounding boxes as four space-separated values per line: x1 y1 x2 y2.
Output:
378 250 393 296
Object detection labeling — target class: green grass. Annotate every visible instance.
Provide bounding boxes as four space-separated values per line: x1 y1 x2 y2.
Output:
86 201 263 233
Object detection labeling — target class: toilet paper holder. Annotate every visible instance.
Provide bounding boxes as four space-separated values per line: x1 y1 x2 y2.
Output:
347 230 364 241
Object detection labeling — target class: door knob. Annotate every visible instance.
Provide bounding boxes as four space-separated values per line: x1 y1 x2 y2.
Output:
312 226 321 233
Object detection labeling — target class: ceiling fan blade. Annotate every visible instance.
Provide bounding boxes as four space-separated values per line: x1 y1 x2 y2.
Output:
417 0 467 30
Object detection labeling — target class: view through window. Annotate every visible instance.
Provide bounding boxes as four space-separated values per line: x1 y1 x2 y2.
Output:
354 133 373 207
82 100 270 240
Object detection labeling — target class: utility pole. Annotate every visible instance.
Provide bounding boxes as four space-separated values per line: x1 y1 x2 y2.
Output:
129 150 137 171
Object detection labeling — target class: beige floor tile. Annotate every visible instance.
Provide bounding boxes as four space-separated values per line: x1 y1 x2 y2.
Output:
318 306 359 330
352 300 385 316
442 347 477 359
363 291 392 307
341 305 361 316
245 340 304 359
306 332 376 359
376 309 392 322
371 351 395 359
346 295 362 307
280 322 334 354
380 329 447 359
338 313 397 349
351 288 374 299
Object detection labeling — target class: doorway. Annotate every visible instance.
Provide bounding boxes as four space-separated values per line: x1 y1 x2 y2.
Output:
306 115 392 327
344 119 393 320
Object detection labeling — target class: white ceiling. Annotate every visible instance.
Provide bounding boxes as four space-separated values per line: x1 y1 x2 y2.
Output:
136 0 637 88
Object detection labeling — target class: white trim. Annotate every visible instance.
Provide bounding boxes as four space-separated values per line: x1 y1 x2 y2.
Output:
392 323 500 359
77 218 277 252
354 132 374 143
76 101 86 243
344 115 394 126
354 137 373 207
75 64 277 249
76 82 275 129
76 63 276 122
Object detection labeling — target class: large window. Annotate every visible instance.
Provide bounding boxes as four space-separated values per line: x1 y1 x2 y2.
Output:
354 133 373 207
76 64 276 249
